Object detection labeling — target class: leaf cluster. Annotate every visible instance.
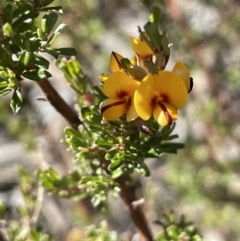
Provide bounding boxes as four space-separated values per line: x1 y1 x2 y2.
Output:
155 211 202 241
0 0 76 113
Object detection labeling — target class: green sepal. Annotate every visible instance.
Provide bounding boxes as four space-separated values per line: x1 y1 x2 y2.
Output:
144 21 161 51
120 58 132 69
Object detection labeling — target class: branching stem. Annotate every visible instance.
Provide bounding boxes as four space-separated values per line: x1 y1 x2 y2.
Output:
37 79 153 241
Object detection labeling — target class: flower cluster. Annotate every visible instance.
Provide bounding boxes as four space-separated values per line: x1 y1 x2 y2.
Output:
99 35 193 126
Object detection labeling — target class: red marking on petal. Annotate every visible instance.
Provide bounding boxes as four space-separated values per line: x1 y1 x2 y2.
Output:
101 100 126 115
116 90 129 98
157 101 173 126
160 93 170 102
112 52 122 69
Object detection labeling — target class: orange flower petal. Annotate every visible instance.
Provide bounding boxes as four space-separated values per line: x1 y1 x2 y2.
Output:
129 36 153 58
153 71 188 109
134 74 156 120
172 62 191 92
110 52 123 73
103 71 139 98
100 98 127 120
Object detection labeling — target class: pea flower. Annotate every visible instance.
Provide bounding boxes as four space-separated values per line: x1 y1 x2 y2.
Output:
99 52 123 82
134 71 188 126
100 71 140 121
172 62 193 93
129 35 153 59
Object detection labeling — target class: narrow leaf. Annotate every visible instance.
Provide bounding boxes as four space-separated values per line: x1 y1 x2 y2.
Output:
46 12 59 35
10 88 23 114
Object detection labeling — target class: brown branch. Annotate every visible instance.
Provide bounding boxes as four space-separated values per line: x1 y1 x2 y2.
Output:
37 79 153 241
117 175 153 241
37 79 82 131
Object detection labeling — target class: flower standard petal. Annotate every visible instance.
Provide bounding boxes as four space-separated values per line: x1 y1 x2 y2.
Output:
129 36 153 58
153 102 178 126
103 71 139 98
100 98 127 120
134 74 156 120
110 52 123 73
172 62 191 93
153 71 188 109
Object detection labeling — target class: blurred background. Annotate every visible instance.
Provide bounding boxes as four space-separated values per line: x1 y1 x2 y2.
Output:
1 0 240 240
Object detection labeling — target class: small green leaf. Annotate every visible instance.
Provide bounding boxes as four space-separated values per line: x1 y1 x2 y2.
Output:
22 69 52 81
108 159 124 171
53 23 67 34
40 17 47 36
12 11 39 31
44 47 59 58
46 12 59 35
0 88 11 97
29 39 42 51
47 32 60 46
55 48 77 56
111 168 123 179
10 88 23 114
2 23 13 37
17 50 30 75
29 53 50 69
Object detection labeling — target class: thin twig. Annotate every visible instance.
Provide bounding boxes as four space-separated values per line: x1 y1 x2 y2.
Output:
117 175 153 241
37 79 82 131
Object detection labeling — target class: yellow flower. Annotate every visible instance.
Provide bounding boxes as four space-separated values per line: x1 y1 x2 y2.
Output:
134 71 188 126
129 35 153 59
172 62 193 93
100 71 140 121
99 52 123 82
129 35 155 72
